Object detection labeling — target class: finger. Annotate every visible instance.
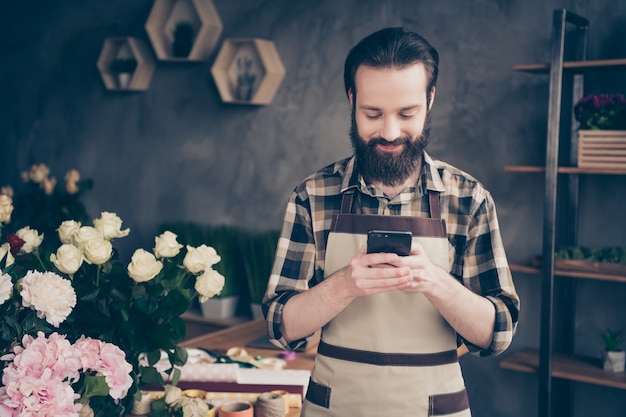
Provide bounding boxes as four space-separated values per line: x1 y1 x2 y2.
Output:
410 241 425 256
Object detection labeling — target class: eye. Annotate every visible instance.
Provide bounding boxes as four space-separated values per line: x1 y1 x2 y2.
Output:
365 113 382 120
399 112 416 119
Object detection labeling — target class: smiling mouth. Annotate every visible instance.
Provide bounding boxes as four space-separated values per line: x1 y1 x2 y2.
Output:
376 142 405 152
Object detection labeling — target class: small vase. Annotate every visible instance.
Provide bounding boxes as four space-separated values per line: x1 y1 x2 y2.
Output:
250 302 263 320
117 73 131 89
602 350 625 372
200 295 239 319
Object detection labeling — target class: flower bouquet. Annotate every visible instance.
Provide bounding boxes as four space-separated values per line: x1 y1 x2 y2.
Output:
0 165 227 416
574 93 626 130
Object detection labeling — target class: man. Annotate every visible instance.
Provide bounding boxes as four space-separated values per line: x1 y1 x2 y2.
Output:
263 27 520 416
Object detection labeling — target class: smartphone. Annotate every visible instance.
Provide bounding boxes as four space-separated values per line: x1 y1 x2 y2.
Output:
366 230 412 256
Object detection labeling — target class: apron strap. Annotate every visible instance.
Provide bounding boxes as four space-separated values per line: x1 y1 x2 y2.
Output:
317 340 458 367
340 191 354 214
428 191 441 220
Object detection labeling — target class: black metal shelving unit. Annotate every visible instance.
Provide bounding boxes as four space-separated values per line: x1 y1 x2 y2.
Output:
499 8 626 417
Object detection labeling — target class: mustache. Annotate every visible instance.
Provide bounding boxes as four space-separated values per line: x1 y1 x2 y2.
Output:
366 136 412 147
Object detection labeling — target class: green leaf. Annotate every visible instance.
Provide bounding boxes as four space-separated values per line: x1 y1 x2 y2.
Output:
82 374 110 400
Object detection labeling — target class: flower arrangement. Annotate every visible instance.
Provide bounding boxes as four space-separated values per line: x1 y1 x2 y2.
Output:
574 93 626 130
0 164 226 416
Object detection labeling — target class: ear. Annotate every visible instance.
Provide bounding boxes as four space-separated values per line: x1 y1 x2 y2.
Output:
428 87 436 110
348 89 354 106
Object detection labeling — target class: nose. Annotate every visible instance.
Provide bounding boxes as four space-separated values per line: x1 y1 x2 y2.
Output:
380 117 401 141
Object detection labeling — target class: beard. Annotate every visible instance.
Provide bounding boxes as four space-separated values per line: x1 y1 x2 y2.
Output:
350 110 432 187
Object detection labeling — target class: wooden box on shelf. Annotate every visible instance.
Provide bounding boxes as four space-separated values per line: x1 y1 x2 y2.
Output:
578 130 626 169
96 37 155 91
211 38 285 105
145 0 223 62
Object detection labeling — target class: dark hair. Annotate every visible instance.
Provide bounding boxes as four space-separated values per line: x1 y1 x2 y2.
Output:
343 27 439 99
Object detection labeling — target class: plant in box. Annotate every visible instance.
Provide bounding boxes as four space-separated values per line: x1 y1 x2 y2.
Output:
574 93 626 168
600 327 625 372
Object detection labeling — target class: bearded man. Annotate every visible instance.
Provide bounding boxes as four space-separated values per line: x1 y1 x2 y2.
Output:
263 27 520 417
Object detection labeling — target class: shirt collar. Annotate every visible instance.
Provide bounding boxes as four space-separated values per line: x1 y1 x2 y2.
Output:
340 151 447 196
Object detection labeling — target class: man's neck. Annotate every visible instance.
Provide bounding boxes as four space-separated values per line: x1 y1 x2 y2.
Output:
370 168 421 200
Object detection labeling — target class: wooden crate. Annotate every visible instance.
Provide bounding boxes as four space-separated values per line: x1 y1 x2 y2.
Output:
577 130 626 169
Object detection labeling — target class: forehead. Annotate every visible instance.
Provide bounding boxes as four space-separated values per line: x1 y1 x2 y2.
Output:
354 64 430 107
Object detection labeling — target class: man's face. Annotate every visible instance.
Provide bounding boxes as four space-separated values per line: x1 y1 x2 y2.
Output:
349 64 433 187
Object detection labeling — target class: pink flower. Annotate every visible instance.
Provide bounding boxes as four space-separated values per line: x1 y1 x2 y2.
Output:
73 336 133 400
0 332 131 416
96 342 133 399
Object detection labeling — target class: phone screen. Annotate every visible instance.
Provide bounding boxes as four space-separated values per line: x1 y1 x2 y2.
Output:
366 230 412 256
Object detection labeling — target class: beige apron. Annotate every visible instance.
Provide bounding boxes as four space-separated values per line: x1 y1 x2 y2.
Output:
302 191 471 417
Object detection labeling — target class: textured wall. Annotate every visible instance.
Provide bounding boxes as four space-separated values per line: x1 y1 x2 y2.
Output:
1 1 626 416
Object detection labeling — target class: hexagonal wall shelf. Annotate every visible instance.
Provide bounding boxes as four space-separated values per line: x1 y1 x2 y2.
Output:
145 0 223 62
96 37 155 91
211 38 285 105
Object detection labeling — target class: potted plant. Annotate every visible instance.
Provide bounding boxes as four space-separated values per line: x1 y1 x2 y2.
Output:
600 327 625 372
574 93 626 169
238 229 280 319
172 21 195 58
109 57 137 89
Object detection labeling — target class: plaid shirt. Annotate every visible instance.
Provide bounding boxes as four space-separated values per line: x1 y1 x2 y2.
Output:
264 152 520 356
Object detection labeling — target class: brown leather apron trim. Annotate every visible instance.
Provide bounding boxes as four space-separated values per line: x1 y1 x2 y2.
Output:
331 213 447 236
333 190 447 236
305 379 331 409
317 340 459 367
429 388 470 415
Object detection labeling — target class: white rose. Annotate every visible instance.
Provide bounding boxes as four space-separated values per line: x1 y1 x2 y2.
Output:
127 249 163 283
163 385 183 407
73 226 103 249
0 242 15 267
0 194 13 224
15 227 44 254
51 244 84 274
93 212 130 239
1 185 13 198
0 272 13 305
154 231 183 258
19 270 77 327
83 238 113 265
57 220 82 244
181 398 209 417
195 268 225 302
183 245 221 274
41 176 57 195
28 163 50 183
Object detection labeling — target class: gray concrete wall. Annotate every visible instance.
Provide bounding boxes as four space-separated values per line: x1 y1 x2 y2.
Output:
1 1 626 416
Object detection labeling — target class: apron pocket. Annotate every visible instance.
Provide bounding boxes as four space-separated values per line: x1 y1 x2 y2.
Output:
305 379 331 409
428 388 469 416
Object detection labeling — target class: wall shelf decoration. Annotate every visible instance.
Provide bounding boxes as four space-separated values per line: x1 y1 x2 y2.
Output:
96 37 155 91
211 38 285 105
145 0 223 62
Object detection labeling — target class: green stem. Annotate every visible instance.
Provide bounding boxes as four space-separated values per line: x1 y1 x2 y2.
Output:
96 266 101 287
34 251 47 271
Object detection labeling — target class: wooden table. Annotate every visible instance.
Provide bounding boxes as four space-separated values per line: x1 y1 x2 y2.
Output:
181 319 317 417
